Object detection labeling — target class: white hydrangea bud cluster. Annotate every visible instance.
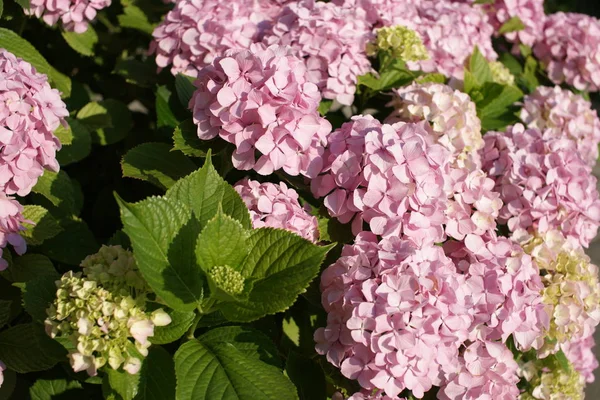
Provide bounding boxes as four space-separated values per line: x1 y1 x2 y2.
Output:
367 25 429 62
45 246 171 376
489 61 515 86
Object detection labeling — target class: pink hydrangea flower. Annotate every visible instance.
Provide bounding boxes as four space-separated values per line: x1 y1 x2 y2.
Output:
150 0 290 77
534 12 600 91
0 49 67 197
0 194 28 270
346 392 402 400
561 334 599 383
190 43 331 178
387 82 483 169
234 178 319 242
311 115 450 243
481 123 600 248
26 0 110 33
438 341 520 400
521 86 600 166
0 361 4 388
263 0 373 105
315 233 473 399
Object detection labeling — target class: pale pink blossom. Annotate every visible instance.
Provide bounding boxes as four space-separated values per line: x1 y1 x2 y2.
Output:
0 194 28 270
190 43 331 178
234 178 318 242
521 86 600 166
26 0 110 32
561 334 599 383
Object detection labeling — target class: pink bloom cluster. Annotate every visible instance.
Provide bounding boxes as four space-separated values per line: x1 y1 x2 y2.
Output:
562 334 599 383
438 341 520 400
0 50 66 197
316 232 544 399
150 0 290 77
521 86 600 167
481 123 600 248
234 178 319 242
534 12 600 91
387 82 483 169
190 43 331 178
263 0 373 105
0 194 27 270
26 0 110 33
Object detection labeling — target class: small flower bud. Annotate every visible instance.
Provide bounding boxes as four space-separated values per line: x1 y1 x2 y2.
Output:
129 319 154 345
151 309 172 327
209 265 245 296
123 357 142 375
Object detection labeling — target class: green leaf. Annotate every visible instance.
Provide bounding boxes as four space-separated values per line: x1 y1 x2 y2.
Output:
0 323 66 373
76 101 112 132
114 59 156 88
0 299 11 328
107 368 140 400
118 4 155 35
285 352 326 400
21 273 59 322
61 27 98 57
0 28 71 97
56 118 92 166
21 205 63 246
415 73 446 84
30 379 84 400
196 210 248 271
156 86 181 129
358 59 417 92
0 254 56 283
521 56 540 93
150 309 195 345
175 74 196 109
469 46 493 86
555 349 571 373
174 328 296 400
498 16 525 35
78 100 133 145
218 229 332 322
173 120 213 158
116 195 205 312
32 170 80 217
165 156 251 229
318 100 333 116
14 0 29 8
0 0 3 19
40 218 99 265
463 70 479 95
135 346 176 400
122 143 197 190
477 82 523 130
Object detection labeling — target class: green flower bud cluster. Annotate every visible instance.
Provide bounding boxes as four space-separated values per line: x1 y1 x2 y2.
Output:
209 265 245 295
45 246 171 376
519 357 585 400
367 25 429 62
489 61 515 86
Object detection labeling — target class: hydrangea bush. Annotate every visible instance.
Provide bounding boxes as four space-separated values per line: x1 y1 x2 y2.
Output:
0 0 599 399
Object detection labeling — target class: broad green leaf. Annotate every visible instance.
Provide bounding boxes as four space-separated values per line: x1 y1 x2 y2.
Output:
415 73 446 84
14 0 29 8
118 5 155 35
54 123 73 145
32 170 80 217
477 82 523 124
156 86 181 129
196 210 248 271
150 309 195 345
165 156 251 229
555 349 571 373
114 59 156 88
463 70 479 96
469 46 493 86
0 254 56 283
108 230 131 249
122 143 197 190
173 120 216 157
218 229 332 322
521 56 540 93
135 346 176 400
0 0 3 18
40 218 99 265
0 28 71 97
318 100 333 116
499 53 522 77
358 59 417 92
76 101 112 132
175 74 196 109
93 99 133 145
498 16 525 35
0 323 66 373
30 379 83 400
21 273 59 322
61 27 98 57
56 118 92 165
0 299 11 328
107 368 140 400
21 205 63 245
116 195 204 311
174 329 297 400
285 352 326 400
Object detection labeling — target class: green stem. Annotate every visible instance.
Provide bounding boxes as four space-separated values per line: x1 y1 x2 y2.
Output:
185 312 202 340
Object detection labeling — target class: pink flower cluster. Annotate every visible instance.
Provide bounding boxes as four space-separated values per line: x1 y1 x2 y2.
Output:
387 82 483 169
481 123 600 247
26 0 111 33
521 86 600 167
562 334 599 383
534 12 600 92
234 178 319 242
0 194 27 270
316 232 544 399
263 0 373 105
190 43 331 178
150 0 290 77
